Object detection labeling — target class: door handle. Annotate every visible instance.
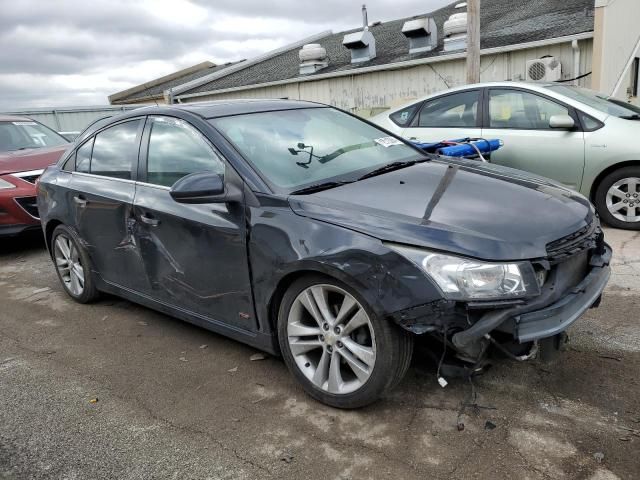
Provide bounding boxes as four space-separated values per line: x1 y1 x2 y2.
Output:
73 195 88 207
139 212 160 226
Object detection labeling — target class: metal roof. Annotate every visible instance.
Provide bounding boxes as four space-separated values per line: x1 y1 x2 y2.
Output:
110 61 245 103
0 114 31 122
177 0 594 98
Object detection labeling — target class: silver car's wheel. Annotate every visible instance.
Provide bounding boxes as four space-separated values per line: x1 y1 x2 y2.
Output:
54 233 85 296
287 284 376 395
606 177 640 223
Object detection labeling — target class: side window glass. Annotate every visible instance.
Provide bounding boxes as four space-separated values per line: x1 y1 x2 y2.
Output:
90 120 140 180
390 103 421 127
578 112 603 131
489 89 569 129
75 138 93 173
416 91 479 128
146 117 225 188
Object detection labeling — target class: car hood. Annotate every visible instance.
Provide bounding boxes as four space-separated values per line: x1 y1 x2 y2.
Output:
288 159 594 261
0 145 69 175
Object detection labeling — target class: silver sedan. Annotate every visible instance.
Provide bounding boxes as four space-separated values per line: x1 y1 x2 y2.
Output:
372 81 640 230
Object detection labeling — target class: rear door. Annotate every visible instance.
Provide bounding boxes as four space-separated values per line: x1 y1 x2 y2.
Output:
401 89 482 143
482 88 586 189
132 115 254 330
69 118 148 291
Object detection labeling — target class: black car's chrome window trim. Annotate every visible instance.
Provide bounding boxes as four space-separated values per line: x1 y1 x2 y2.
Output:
134 180 171 191
71 170 137 185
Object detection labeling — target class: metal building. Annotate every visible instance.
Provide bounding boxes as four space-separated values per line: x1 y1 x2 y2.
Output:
0 105 139 134
163 0 638 116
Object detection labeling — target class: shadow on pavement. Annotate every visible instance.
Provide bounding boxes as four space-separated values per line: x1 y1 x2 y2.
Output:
0 230 46 257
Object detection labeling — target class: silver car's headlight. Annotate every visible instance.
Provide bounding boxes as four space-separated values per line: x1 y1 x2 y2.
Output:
386 244 540 301
0 178 16 190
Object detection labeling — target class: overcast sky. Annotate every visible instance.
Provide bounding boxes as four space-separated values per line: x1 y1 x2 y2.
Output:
0 0 453 110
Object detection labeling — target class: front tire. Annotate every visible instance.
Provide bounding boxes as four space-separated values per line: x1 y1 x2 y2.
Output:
277 274 413 408
51 225 99 303
594 167 640 230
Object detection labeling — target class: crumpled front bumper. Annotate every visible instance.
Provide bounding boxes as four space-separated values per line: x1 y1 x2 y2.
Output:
515 254 610 343
452 244 612 351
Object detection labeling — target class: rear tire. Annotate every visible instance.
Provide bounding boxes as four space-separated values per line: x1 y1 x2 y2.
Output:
277 274 413 408
51 225 100 303
594 166 640 230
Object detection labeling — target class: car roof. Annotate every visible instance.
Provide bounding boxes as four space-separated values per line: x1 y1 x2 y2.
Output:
0 114 33 122
420 81 558 95
73 99 329 145
132 98 325 119
381 81 611 120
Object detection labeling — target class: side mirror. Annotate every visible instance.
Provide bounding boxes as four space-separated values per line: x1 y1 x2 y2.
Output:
170 172 228 204
549 115 575 129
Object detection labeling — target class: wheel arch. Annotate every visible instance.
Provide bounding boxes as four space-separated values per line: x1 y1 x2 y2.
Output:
590 160 640 201
44 218 63 256
264 263 376 338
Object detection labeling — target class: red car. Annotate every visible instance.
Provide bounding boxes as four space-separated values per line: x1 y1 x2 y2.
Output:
0 115 70 236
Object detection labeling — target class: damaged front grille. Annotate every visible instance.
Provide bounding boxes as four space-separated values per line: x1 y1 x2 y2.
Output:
545 221 603 264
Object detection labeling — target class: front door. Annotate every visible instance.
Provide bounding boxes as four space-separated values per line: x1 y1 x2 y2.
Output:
132 115 254 330
401 89 482 143
482 88 586 190
69 118 148 291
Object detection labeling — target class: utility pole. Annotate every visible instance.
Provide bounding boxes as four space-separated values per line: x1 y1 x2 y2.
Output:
466 0 480 84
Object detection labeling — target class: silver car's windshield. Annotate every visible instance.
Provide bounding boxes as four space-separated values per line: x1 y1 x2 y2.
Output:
210 107 421 191
0 120 68 152
546 85 640 118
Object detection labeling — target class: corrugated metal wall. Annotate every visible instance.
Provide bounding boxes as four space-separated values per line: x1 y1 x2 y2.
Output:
185 40 593 117
593 0 640 102
0 105 140 132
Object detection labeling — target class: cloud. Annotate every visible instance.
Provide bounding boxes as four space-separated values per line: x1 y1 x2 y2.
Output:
0 0 452 110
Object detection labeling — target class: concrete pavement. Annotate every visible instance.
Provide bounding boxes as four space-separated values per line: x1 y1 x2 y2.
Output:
0 228 638 479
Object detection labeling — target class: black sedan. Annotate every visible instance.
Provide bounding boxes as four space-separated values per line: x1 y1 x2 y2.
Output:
37 100 611 408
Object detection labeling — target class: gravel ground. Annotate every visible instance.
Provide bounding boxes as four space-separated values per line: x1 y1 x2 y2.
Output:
0 228 638 480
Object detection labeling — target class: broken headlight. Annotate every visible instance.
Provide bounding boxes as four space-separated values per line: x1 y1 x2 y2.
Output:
386 243 540 301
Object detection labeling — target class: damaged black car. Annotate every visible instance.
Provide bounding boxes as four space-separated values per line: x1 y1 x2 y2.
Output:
37 100 611 408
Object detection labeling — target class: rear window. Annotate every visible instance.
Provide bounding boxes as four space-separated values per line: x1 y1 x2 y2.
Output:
89 120 141 180
390 103 421 127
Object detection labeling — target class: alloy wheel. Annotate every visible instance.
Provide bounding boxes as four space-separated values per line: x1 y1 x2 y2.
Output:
54 234 85 296
287 284 376 395
606 177 640 223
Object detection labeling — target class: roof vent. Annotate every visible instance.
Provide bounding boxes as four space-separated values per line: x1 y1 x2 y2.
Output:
299 44 328 75
402 17 437 54
343 4 376 63
343 30 376 63
443 12 467 52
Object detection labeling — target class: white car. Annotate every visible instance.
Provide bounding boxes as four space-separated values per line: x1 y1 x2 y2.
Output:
372 81 640 229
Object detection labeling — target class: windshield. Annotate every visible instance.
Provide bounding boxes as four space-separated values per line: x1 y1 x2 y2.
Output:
545 85 640 118
0 120 68 152
210 107 421 191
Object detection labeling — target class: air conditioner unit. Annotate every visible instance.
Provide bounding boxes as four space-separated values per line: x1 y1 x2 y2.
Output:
525 57 562 82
